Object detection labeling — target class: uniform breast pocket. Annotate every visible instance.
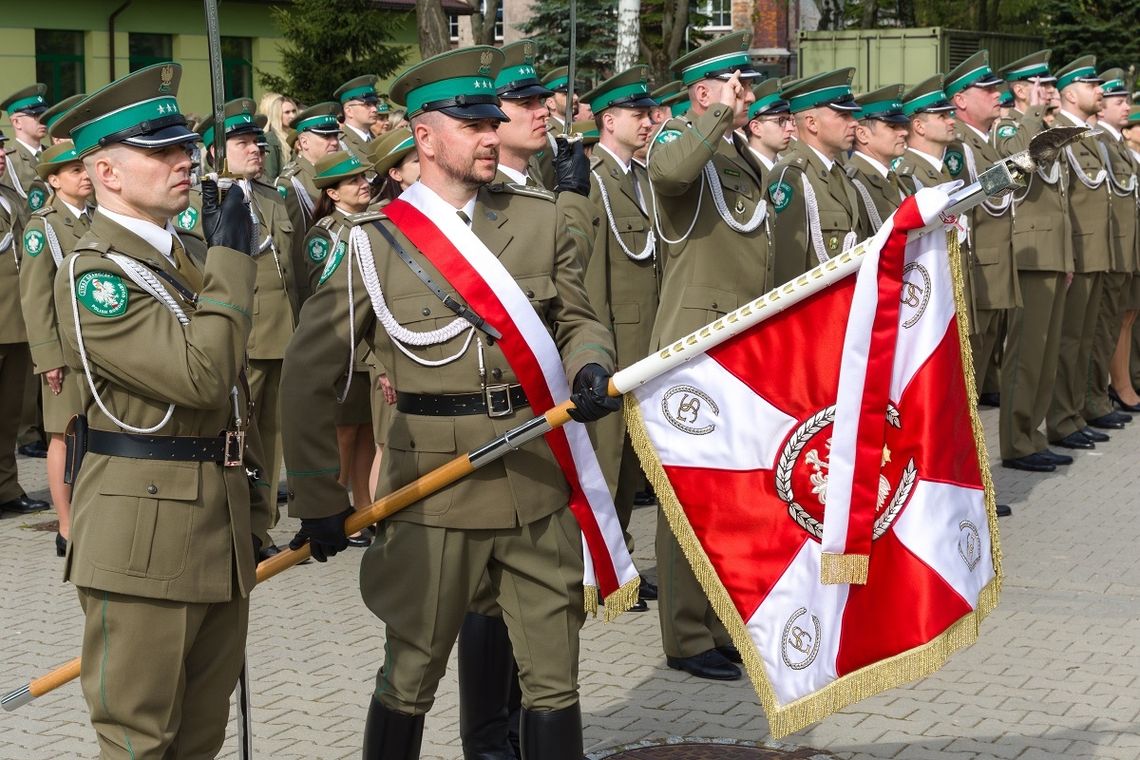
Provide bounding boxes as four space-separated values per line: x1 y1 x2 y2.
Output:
680 285 738 329
95 459 200 579
387 292 470 362
615 215 647 234
716 167 753 199
384 415 457 516
516 274 557 311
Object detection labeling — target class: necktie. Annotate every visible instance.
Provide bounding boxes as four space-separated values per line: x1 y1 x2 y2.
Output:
456 209 472 227
171 234 204 293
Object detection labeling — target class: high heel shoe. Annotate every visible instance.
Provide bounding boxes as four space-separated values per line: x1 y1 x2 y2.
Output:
1108 385 1140 413
55 533 67 557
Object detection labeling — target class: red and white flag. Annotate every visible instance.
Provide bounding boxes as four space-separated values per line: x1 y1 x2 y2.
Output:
626 189 1001 737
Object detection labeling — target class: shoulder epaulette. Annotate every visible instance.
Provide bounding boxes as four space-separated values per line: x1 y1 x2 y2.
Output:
589 154 604 171
346 210 384 225
73 238 113 255
844 163 859 179
31 205 57 218
278 163 299 179
773 155 807 173
487 183 555 201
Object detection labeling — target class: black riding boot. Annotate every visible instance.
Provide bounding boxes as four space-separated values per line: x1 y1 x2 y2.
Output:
519 703 584 760
458 612 521 759
362 695 424 760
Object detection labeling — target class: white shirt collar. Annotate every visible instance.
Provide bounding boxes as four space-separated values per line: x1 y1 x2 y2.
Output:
853 151 890 178
60 199 86 220
907 146 943 172
747 145 775 170
597 143 632 173
1100 121 1122 140
807 143 835 171
407 181 477 222
344 123 371 142
497 163 529 185
15 138 41 155
97 207 179 267
1058 109 1091 127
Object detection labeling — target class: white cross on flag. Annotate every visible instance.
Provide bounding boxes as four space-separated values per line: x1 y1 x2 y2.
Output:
625 189 1002 737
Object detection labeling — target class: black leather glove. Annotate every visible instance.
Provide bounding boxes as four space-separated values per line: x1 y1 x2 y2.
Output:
288 508 354 562
553 135 590 196
201 178 255 255
568 363 620 423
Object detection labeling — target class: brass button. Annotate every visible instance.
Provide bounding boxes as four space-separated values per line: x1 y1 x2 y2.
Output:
146 484 158 495
525 289 535 298
421 307 431 316
711 302 718 310
409 440 416 449
491 367 503 380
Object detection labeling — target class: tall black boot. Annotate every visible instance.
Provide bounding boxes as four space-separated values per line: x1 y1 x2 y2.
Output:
519 703 584 760
458 612 520 759
363 695 424 760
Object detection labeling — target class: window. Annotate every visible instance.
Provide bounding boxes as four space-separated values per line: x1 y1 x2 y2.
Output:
449 13 460 42
35 29 85 103
221 36 253 99
705 0 732 30
129 33 173 72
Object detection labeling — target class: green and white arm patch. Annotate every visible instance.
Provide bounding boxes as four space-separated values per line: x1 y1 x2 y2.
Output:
174 206 199 231
996 124 1018 139
769 180 795 212
655 129 682 145
307 235 331 263
22 228 46 257
75 271 129 318
317 241 348 286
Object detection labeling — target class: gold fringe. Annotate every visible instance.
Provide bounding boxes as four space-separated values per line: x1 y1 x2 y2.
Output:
820 552 869 585
622 231 1002 737
601 575 642 623
583 585 599 618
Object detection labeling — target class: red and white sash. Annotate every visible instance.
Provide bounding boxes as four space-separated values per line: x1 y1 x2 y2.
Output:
384 182 640 616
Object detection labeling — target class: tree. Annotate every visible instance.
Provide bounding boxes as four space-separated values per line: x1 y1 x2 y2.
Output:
466 0 503 46
520 0 619 87
616 0 641 71
416 0 452 58
259 0 409 105
1040 0 1140 71
637 0 711 87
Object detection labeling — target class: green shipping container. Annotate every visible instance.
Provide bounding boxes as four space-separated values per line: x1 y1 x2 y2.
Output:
798 27 1045 93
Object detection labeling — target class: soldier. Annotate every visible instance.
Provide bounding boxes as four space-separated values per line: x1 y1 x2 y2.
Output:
1045 57 1125 450
18 140 93 556
945 52 1018 398
52 62 273 759
493 39 554 188
372 94 395 138
895 76 958 189
371 126 419 202
41 94 86 146
279 46 618 759
742 78 793 181
542 66 578 132
1121 107 1140 399
1 84 49 210
767 68 870 286
646 31 763 681
650 80 684 125
0 128 49 517
336 74 381 158
846 84 911 229
1084 70 1140 421
197 98 299 555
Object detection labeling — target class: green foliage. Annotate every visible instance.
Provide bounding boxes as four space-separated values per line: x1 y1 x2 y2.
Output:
519 0 618 87
1039 0 1140 71
258 0 410 106
639 0 713 87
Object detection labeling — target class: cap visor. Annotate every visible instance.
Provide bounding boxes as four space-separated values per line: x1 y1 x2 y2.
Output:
227 123 263 138
828 101 862 112
714 67 763 81
972 73 1005 88
438 103 510 122
305 127 342 136
868 112 911 124
610 95 660 110
500 84 555 99
120 124 200 149
752 102 791 117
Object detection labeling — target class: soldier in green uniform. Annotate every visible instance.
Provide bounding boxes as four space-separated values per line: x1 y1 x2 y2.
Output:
41 94 86 146
767 68 871 286
846 84 911 230
534 66 577 189
336 74 382 159
992 51 1078 471
371 94 395 138
1081 70 1140 425
1118 106 1140 404
1046 57 1126 448
0 129 49 516
895 76 958 189
18 140 93 556
52 62 274 759
650 80 684 125
742 78 793 183
279 46 617 759
1 84 50 210
371 126 419 201
646 31 764 682
197 98 299 555
493 39 555 188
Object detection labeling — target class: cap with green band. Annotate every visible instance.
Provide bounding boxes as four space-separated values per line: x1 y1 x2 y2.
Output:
196 97 261 147
42 94 85 136
1128 105 1140 125
583 66 656 114
1 84 49 116
290 102 342 135
651 80 682 106
35 140 82 180
335 75 380 105
313 149 369 189
855 83 908 124
902 75 955 116
541 67 570 93
570 119 599 145
368 126 416 175
391 45 507 122
782 68 859 113
377 94 392 114
54 63 198 157
495 40 552 99
1100 68 1128 97
671 31 760 86
999 50 1055 84
747 78 789 119
1056 55 1102 90
944 50 1003 98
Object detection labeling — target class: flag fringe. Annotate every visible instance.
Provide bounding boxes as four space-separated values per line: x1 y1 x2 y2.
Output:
819 552 869 585
622 229 1003 739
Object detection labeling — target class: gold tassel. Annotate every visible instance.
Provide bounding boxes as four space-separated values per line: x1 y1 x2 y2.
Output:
820 552 869 585
583 585 599 618
601 575 642 623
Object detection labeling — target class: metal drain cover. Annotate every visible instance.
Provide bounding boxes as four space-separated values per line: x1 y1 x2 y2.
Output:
589 738 839 760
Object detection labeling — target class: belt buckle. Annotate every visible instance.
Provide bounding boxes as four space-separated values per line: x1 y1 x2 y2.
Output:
483 384 513 418
224 430 246 467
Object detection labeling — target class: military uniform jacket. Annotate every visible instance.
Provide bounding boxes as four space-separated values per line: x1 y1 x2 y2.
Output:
281 184 614 530
302 207 373 374
0 183 29 343
247 180 298 358
276 156 320 301
585 146 658 367
767 141 871 287
54 214 273 603
341 125 372 161
1097 128 1138 273
845 152 909 232
958 123 1019 310
1056 110 1111 273
19 195 90 372
2 141 48 212
647 104 772 346
993 107 1073 273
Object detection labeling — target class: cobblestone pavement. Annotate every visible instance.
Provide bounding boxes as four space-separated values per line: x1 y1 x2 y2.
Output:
1 407 1137 758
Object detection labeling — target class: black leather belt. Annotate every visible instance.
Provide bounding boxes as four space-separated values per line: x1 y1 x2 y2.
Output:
396 384 529 418
87 429 246 467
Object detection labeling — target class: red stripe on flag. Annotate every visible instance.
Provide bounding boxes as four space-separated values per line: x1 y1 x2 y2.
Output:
383 199 620 596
